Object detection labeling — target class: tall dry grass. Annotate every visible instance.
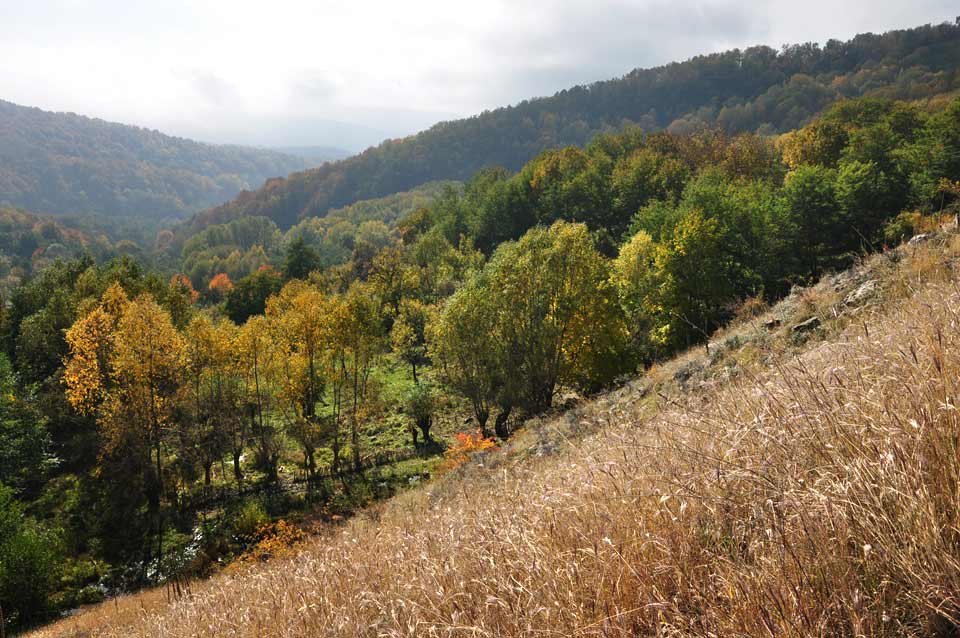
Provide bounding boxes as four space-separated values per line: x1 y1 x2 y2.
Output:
31 252 960 637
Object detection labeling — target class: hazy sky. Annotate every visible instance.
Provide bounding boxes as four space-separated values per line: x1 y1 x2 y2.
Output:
1 1 957 151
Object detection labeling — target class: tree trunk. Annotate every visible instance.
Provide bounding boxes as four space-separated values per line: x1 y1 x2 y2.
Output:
476 407 491 439
203 462 212 486
352 419 362 473
417 416 432 443
331 436 341 475
233 450 243 485
156 514 164 579
494 405 512 440
154 439 164 576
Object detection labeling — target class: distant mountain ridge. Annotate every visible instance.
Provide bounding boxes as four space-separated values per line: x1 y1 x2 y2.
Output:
0 100 311 219
182 20 960 234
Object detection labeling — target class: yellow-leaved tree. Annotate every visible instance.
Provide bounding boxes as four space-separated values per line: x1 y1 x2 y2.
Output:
181 314 240 486
236 315 282 482
332 282 384 472
64 287 184 569
266 280 331 477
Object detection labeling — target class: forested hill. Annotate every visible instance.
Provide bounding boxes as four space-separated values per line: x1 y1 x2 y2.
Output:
0 100 311 219
183 20 960 234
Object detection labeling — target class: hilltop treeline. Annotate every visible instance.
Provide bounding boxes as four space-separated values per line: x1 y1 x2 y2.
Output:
0 100 309 220
2 95 959 631
186 20 960 233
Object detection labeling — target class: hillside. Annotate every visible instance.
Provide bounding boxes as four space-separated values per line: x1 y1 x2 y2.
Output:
186 20 960 232
269 146 352 165
0 100 310 220
26 229 960 637
0 207 115 292
4 89 958 636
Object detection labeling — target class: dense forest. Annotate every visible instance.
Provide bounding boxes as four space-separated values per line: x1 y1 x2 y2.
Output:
182 20 960 234
175 181 456 291
2 91 959 632
0 208 117 294
0 100 311 219
269 146 352 164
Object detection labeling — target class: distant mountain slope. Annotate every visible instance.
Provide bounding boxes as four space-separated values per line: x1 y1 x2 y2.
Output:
0 207 115 293
0 100 311 219
268 146 352 165
187 20 960 232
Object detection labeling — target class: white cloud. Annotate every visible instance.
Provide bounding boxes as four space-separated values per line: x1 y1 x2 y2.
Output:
0 0 956 150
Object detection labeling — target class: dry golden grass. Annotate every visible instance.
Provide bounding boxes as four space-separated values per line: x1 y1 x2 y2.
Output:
28 240 960 637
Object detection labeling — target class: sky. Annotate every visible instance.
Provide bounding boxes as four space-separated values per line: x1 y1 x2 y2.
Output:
0 0 957 152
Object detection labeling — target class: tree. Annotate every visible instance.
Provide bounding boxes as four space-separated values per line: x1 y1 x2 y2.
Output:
0 484 60 629
266 281 330 477
486 221 628 418
169 274 199 304
63 283 127 416
527 147 614 232
433 222 628 438
224 267 283 323
369 245 418 318
611 147 689 229
180 315 233 486
164 275 197 329
905 99 960 207
0 353 50 496
236 316 282 482
207 272 234 301
429 276 500 437
613 230 658 362
649 210 736 351
214 320 249 486
64 288 184 571
283 236 323 281
835 159 896 248
780 165 842 277
390 300 434 384
404 383 436 446
332 283 384 471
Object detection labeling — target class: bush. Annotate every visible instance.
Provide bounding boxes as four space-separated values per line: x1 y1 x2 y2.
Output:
440 430 498 473
233 520 305 565
732 294 769 324
230 500 269 544
883 210 922 244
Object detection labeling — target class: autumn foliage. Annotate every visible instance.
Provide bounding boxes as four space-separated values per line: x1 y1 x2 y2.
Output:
170 274 199 303
207 272 234 298
233 520 305 566
441 430 497 472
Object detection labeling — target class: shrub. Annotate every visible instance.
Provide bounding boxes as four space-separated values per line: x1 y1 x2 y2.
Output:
883 210 923 244
230 500 269 544
440 430 498 473
233 520 305 565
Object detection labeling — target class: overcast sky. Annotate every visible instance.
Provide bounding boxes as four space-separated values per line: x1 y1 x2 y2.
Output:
1 1 957 151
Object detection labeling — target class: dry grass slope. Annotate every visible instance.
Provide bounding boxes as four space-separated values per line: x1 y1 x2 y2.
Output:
29 240 960 637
